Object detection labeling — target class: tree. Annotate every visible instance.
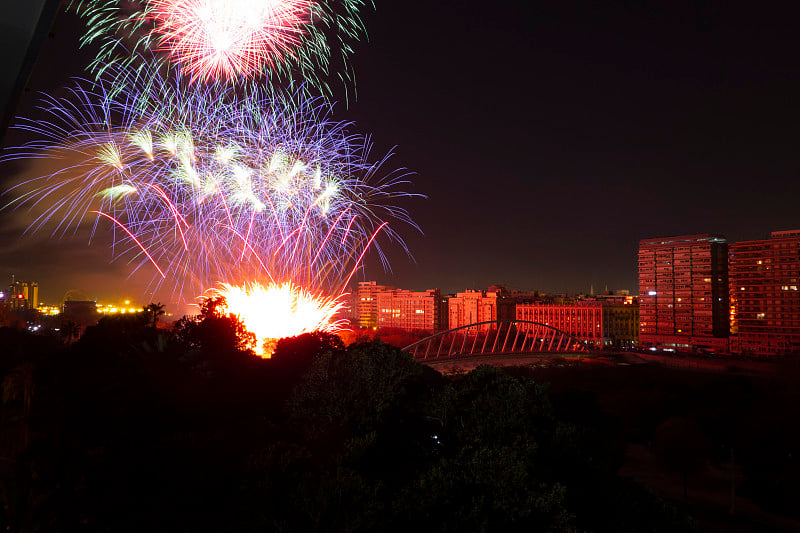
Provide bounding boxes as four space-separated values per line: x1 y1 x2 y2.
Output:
2 362 35 447
394 365 573 531
0 303 15 327
143 302 166 329
169 296 256 372
59 320 80 343
271 331 345 378
288 340 422 435
199 296 225 318
654 416 711 499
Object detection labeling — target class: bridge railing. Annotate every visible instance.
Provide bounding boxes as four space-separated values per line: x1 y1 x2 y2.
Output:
402 320 592 361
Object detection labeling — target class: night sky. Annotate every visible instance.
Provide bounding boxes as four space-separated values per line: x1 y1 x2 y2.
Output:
2 1 800 308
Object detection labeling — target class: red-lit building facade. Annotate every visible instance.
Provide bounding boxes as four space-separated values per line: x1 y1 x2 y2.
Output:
517 302 604 347
638 234 729 352
516 300 638 348
355 281 394 328
376 289 447 333
448 288 515 331
729 230 800 355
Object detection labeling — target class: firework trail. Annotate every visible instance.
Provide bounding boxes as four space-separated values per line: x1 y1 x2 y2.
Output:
3 67 418 350
68 0 373 97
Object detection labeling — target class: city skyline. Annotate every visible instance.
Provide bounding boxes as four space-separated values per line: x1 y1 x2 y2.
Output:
2 1 800 305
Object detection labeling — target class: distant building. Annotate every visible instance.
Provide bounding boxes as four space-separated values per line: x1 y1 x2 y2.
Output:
602 301 639 348
62 300 98 328
506 289 541 302
448 288 514 331
376 288 447 333
7 278 38 312
516 300 638 348
638 234 730 352
590 291 634 305
729 230 800 355
355 281 394 328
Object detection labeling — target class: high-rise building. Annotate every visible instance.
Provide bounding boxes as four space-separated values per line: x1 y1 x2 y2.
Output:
638 234 729 352
729 230 800 355
29 282 38 309
448 288 515 331
355 281 394 328
7 278 38 312
376 288 446 333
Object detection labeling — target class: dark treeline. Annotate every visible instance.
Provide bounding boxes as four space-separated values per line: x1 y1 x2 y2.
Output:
1 307 797 531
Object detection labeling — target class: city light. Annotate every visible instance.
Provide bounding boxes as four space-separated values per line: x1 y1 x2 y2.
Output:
97 303 144 315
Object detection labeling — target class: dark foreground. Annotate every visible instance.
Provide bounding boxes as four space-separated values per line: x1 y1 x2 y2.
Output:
1 313 798 531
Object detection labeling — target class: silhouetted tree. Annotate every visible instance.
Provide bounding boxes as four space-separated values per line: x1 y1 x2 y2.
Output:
170 296 256 377
391 365 574 531
654 416 712 499
2 362 35 448
288 340 422 435
270 331 345 386
143 301 166 328
0 304 17 328
59 320 80 343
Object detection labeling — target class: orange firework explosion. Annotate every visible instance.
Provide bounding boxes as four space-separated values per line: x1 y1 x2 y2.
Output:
214 281 347 356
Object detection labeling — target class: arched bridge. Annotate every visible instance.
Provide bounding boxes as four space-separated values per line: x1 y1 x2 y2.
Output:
402 320 594 362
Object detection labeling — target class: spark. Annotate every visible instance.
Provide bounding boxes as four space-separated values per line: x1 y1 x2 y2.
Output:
98 184 138 202
214 280 347 356
97 142 124 169
130 130 154 159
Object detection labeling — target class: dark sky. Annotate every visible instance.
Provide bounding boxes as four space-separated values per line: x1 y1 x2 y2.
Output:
2 1 800 307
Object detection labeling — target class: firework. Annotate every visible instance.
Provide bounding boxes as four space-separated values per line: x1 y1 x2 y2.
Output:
149 0 311 82
213 280 347 355
68 0 373 94
3 68 417 327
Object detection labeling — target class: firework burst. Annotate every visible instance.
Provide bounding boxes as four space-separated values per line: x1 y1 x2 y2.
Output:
68 0 373 95
149 0 311 82
3 67 418 342
213 280 347 355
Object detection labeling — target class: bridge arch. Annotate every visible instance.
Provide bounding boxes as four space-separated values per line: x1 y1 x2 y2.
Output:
402 320 593 361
